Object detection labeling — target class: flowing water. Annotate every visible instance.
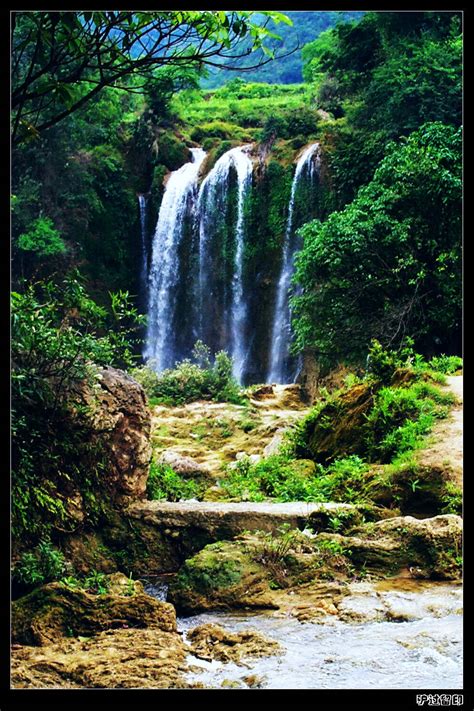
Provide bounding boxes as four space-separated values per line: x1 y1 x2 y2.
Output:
144 148 206 371
174 582 462 689
138 193 149 294
196 145 253 382
268 143 321 384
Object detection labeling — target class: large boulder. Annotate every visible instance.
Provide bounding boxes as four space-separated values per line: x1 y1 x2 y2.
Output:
67 366 152 505
158 450 213 489
12 573 176 646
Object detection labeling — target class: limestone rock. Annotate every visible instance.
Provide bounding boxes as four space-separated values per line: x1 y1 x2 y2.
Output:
11 627 190 689
12 575 176 646
186 623 282 664
263 430 285 457
67 365 152 505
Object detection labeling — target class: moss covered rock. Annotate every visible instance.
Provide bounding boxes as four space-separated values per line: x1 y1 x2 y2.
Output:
12 574 176 646
321 514 462 579
302 382 376 464
168 540 276 614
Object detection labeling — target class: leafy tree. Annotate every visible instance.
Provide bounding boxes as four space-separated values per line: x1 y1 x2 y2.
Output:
292 122 462 366
301 11 462 206
11 10 292 144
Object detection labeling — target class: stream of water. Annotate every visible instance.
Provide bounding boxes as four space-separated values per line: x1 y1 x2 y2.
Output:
143 580 462 690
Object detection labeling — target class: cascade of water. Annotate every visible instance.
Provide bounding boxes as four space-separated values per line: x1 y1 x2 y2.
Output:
267 143 321 384
196 145 253 382
144 147 206 371
138 193 148 287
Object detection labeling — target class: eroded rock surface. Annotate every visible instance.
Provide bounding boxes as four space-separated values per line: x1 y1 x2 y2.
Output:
65 366 152 507
186 623 282 664
11 628 193 689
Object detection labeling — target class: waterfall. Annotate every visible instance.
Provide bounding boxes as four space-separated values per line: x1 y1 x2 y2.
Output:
197 145 253 382
144 147 206 371
138 193 148 288
267 143 321 384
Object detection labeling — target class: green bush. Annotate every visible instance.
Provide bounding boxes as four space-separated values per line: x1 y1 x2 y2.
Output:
133 342 245 406
364 381 456 462
156 132 191 171
13 539 67 587
190 120 250 143
11 276 145 540
147 460 200 501
220 452 370 504
17 216 66 257
428 354 463 375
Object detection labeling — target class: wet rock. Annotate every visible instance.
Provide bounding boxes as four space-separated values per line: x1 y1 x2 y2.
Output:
168 540 277 614
11 627 190 689
168 534 354 615
12 574 176 646
364 462 461 516
251 385 275 400
242 674 267 688
186 623 281 664
221 679 244 688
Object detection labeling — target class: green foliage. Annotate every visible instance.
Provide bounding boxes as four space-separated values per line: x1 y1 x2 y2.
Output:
12 10 292 144
221 455 322 503
298 12 462 210
13 540 68 587
259 107 319 142
190 120 251 143
440 482 463 515
363 382 453 462
427 355 463 375
220 452 371 504
252 524 299 588
293 122 462 365
61 569 111 595
17 217 66 257
202 11 363 87
155 132 190 171
146 66 201 120
133 342 245 406
146 461 200 502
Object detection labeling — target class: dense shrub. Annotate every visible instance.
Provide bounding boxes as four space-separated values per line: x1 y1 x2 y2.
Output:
146 461 200 501
132 341 245 406
12 540 68 587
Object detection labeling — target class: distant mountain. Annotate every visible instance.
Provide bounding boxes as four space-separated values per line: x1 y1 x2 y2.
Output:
201 11 364 87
